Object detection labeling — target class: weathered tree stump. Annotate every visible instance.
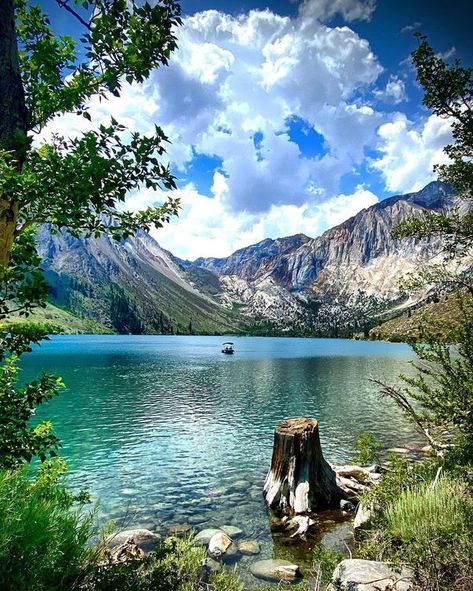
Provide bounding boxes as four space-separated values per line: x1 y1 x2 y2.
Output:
263 417 343 514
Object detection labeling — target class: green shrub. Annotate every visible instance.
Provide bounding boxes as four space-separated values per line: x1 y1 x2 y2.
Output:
83 537 206 591
352 432 382 465
0 460 96 591
361 473 473 590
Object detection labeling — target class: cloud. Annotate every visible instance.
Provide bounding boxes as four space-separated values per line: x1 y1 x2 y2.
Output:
145 6 383 215
400 22 421 34
371 112 453 193
374 76 406 104
142 180 378 259
299 0 377 23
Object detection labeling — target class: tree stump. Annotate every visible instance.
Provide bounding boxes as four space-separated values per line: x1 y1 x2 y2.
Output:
263 417 343 514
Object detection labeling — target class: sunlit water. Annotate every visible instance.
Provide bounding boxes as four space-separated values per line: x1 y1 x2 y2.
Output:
22 335 417 585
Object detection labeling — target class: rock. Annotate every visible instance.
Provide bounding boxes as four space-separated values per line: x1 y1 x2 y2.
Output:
188 514 208 525
238 540 261 555
334 465 370 482
340 499 356 512
105 529 160 553
353 503 372 536
107 540 145 564
250 559 301 583
167 523 193 537
208 532 240 560
194 528 222 546
289 515 315 538
228 480 251 493
329 559 412 591
386 447 409 454
220 525 244 539
202 557 222 573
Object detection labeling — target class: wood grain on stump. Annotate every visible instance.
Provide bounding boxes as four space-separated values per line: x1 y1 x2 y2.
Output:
263 417 342 514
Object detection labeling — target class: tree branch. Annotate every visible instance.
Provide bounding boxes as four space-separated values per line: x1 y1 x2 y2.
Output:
54 0 91 30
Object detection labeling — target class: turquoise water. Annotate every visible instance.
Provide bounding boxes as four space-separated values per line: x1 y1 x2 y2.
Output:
22 335 416 582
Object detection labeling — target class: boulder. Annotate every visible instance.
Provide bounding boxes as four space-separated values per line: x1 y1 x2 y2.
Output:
329 559 413 590
353 503 372 536
194 528 222 546
220 525 244 539
105 528 160 553
208 531 240 561
250 559 301 583
238 540 261 555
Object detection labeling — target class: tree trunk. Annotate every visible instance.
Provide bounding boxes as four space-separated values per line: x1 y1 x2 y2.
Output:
0 0 28 266
263 417 343 515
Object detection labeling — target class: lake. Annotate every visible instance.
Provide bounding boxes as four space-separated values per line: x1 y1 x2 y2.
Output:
22 335 417 584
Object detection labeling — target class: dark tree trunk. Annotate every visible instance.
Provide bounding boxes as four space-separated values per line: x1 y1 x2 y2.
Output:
263 417 343 514
0 0 27 266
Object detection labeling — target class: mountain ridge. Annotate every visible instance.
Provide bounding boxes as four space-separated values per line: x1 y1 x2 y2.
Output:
36 180 463 336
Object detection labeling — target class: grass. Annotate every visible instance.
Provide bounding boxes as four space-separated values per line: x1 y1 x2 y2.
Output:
360 464 473 591
0 462 96 591
385 476 469 542
2 302 112 334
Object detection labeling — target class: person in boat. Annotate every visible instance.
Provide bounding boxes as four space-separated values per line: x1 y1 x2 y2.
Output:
222 342 234 354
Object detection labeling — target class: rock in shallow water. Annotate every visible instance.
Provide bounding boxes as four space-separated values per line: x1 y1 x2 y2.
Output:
238 540 261 555
105 529 160 553
194 528 222 546
167 523 193 537
329 559 413 590
220 525 244 539
208 532 240 561
250 559 301 582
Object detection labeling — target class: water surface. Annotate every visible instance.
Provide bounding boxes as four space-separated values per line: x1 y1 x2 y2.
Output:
22 335 416 583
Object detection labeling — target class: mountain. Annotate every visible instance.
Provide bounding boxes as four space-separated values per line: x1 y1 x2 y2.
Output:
36 181 465 336
36 226 241 335
187 181 461 333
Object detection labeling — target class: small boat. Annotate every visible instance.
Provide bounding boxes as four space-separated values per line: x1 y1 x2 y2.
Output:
221 342 234 354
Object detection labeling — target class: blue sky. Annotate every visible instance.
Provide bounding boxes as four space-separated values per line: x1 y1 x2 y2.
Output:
38 0 472 258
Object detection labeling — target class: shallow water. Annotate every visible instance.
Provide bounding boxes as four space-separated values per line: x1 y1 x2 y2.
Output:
22 335 416 585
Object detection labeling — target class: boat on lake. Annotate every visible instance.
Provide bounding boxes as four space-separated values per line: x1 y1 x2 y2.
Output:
222 342 234 354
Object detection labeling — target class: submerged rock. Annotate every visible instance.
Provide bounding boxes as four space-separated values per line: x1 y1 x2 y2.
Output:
220 525 244 539
250 559 301 582
167 523 193 537
105 528 160 553
238 540 261 555
329 559 412 590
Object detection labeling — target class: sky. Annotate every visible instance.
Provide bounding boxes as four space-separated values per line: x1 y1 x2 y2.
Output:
38 0 472 259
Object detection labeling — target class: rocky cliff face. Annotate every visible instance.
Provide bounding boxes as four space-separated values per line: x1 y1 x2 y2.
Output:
188 181 460 331
37 181 463 335
36 227 240 334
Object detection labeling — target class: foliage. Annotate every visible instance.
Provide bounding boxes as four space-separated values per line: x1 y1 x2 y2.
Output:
312 546 345 588
375 293 473 453
0 354 64 468
0 0 182 467
82 537 206 591
352 432 382 466
361 471 473 591
392 34 473 251
0 460 96 591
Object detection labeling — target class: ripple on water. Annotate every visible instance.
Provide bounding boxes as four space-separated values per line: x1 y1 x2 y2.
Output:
24 335 417 586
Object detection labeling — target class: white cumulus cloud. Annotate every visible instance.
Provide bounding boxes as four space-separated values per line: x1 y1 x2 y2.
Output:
372 112 453 193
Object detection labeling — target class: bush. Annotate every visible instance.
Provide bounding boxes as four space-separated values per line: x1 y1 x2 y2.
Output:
0 460 96 591
361 472 473 590
352 432 381 465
